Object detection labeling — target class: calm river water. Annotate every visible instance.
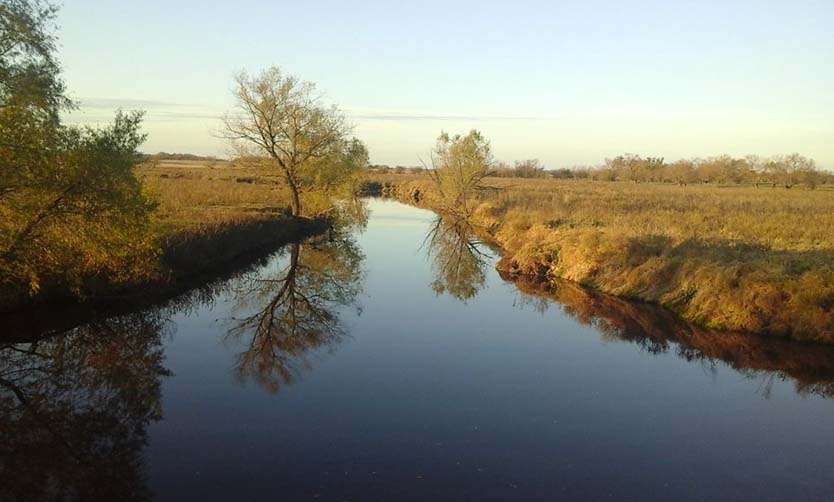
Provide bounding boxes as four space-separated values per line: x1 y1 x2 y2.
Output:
3 199 834 501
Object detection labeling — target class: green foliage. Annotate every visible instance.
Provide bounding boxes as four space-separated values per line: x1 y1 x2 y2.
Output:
428 129 493 216
0 1 156 303
223 66 368 217
0 0 70 115
300 137 369 217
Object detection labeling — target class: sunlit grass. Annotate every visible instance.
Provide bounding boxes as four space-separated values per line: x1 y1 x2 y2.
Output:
138 159 292 235
371 173 834 341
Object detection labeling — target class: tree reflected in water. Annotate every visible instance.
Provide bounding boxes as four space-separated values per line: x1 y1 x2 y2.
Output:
503 270 834 399
423 214 490 302
0 218 366 498
226 233 364 394
0 311 170 502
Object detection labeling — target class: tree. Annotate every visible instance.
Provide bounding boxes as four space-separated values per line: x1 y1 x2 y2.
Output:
0 0 68 200
0 0 69 112
761 153 815 189
605 153 643 182
782 152 816 189
222 67 366 216
668 160 697 186
513 159 546 178
0 1 156 302
427 130 493 216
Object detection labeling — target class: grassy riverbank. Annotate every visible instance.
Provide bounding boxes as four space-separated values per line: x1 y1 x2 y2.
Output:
1 160 321 310
505 272 834 397
138 159 309 278
369 173 834 343
140 159 326 289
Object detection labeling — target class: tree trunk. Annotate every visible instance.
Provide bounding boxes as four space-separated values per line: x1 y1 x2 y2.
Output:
289 182 301 216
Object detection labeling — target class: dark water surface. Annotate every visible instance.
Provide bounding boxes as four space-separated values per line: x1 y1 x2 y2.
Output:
3 199 834 501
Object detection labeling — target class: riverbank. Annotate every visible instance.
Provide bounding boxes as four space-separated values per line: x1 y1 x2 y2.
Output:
503 271 834 397
142 158 326 290
0 160 325 312
366 174 834 343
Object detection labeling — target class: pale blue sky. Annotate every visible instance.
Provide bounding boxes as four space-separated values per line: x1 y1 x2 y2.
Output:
58 0 834 168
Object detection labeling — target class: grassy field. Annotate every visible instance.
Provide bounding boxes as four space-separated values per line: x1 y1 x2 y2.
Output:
138 159 292 231
371 173 834 342
134 159 321 287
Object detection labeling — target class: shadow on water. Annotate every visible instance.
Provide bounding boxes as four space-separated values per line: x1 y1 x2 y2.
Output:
3 199 834 499
422 208 834 400
0 209 367 499
0 311 170 502
502 271 834 399
224 233 365 394
0 244 276 500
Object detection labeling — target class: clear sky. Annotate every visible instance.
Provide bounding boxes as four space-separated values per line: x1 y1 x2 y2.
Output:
57 0 834 168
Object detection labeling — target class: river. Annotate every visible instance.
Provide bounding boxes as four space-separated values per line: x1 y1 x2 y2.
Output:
2 199 834 501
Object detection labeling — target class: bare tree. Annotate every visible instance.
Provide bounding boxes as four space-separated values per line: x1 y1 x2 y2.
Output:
221 67 354 216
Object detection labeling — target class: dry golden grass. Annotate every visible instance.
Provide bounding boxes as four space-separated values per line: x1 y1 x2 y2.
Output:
1 160 306 308
480 178 834 252
132 160 319 289
371 173 834 341
374 174 834 251
137 159 292 234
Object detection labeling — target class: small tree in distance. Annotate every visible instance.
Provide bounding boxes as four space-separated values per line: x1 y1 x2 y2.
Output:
222 67 366 216
427 130 493 216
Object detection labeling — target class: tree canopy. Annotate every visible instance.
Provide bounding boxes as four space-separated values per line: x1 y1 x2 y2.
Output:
428 130 493 216
0 0 156 303
222 67 368 217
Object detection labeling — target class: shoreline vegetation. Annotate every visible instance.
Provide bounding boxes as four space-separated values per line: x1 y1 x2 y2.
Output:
506 272 834 398
1 0 365 315
364 171 834 344
0 158 328 312
3 1 832 347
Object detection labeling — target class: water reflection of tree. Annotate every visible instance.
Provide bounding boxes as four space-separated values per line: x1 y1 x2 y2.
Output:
0 312 170 502
227 234 364 394
423 215 489 302
503 271 834 399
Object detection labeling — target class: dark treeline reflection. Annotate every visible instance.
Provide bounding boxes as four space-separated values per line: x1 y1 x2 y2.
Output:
504 271 834 398
0 201 368 499
0 311 170 502
226 233 364 394
0 211 366 498
423 214 490 302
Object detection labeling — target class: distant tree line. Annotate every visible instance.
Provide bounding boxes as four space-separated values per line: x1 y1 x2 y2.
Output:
145 152 219 162
368 164 424 175
591 153 829 188
479 153 832 188
372 149 832 188
491 159 547 179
